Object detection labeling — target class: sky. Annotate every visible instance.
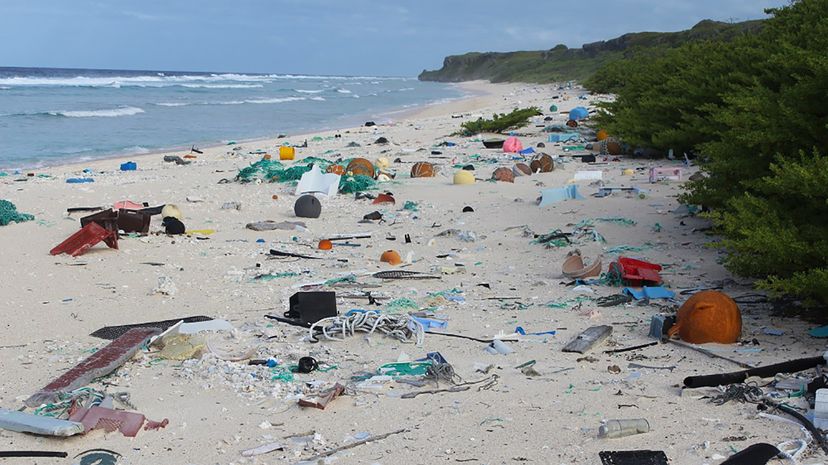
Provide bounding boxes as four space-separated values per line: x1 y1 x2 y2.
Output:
0 0 788 77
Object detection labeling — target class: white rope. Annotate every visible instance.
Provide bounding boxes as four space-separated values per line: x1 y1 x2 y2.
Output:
310 311 424 345
758 412 812 464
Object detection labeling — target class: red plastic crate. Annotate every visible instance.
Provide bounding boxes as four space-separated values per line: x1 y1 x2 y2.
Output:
50 222 118 257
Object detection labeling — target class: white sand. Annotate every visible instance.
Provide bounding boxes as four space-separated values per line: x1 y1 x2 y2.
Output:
0 81 824 465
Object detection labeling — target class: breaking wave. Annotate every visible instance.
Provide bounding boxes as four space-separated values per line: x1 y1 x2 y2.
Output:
0 72 411 88
48 106 146 118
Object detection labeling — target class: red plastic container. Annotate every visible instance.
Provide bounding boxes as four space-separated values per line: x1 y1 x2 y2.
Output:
615 257 662 286
50 222 118 257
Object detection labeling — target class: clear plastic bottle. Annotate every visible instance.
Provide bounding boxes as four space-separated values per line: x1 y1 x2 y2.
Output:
598 419 650 438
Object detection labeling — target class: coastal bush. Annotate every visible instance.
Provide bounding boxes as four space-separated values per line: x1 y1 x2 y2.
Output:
588 0 828 307
458 107 541 135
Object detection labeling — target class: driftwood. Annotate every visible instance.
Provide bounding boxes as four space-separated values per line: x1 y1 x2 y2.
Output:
563 325 612 354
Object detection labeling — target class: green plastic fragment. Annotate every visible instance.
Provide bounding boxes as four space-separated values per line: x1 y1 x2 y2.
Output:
384 298 419 313
254 272 299 281
378 362 433 378
546 296 591 309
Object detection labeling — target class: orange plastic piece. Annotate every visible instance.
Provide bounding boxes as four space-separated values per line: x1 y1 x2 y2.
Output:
372 193 396 205
318 239 333 250
327 164 346 175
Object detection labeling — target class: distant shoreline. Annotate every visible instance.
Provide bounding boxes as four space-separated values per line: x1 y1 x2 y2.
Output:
7 81 494 174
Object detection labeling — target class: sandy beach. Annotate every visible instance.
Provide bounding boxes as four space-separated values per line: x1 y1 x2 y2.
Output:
1 80 824 465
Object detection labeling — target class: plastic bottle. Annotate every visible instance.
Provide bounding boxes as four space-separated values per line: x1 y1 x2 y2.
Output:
598 419 650 438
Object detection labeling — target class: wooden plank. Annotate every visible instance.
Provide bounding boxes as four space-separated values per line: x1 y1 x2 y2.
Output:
563 325 613 354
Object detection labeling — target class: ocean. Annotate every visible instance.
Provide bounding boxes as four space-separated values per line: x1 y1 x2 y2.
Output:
0 67 464 169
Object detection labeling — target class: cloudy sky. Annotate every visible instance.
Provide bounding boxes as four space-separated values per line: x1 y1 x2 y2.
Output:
0 0 786 76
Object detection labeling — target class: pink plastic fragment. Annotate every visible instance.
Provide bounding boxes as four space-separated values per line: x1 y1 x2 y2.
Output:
69 406 146 437
113 200 145 211
144 418 169 430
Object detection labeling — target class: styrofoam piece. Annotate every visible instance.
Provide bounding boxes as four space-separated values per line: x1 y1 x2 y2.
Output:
295 165 340 197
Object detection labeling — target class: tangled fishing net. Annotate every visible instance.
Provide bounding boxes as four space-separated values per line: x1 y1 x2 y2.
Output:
0 200 34 226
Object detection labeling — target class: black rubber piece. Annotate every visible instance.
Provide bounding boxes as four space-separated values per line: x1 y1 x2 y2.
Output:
599 450 669 465
296 356 319 373
719 443 779 465
684 355 825 388
0 451 68 458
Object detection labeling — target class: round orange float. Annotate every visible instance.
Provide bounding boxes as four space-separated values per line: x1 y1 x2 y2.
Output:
346 158 376 178
668 290 742 344
529 153 554 173
492 167 515 183
410 162 436 178
596 129 609 141
318 239 333 250
380 250 402 265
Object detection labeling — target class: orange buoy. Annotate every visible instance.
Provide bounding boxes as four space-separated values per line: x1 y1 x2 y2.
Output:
346 158 376 178
596 129 609 141
529 153 554 173
668 291 742 344
410 162 436 178
492 167 515 183
380 249 402 265
318 239 333 250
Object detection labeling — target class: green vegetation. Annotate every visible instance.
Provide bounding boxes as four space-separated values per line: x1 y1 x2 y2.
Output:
458 107 542 136
419 20 762 84
587 0 828 307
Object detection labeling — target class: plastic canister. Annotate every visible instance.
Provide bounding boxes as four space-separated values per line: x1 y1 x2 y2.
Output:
814 388 828 429
598 419 650 438
279 146 295 160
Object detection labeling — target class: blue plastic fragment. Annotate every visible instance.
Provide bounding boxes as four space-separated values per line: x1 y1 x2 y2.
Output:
515 326 556 336
809 326 828 338
412 317 447 330
622 286 676 300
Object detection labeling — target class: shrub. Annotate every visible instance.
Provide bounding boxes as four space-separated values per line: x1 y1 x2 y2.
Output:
458 107 542 136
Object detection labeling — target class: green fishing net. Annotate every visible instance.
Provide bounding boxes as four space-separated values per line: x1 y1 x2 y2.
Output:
0 200 34 226
339 175 376 194
236 157 334 183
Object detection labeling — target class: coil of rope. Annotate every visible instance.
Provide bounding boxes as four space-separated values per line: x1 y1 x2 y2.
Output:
310 310 424 345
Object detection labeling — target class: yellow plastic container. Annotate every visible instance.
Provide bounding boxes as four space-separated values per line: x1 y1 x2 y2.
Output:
279 146 295 160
